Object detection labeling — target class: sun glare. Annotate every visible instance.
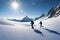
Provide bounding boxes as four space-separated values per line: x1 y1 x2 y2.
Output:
11 2 19 10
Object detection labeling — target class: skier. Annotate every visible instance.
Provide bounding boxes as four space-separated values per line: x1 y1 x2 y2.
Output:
39 21 43 28
31 20 34 29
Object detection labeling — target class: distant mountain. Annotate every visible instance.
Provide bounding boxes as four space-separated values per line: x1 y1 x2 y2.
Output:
8 19 21 22
20 16 32 22
8 16 32 22
35 14 46 20
35 3 60 21
47 3 60 18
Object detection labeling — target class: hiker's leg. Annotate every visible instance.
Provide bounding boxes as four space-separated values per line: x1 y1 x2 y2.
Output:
40 24 41 28
32 24 34 29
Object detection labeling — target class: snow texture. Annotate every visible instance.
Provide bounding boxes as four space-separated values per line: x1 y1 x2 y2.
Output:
0 16 60 40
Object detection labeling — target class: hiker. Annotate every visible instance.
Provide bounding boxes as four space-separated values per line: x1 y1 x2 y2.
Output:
31 20 34 29
39 21 43 28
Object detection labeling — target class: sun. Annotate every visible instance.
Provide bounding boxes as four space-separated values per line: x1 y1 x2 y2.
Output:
11 2 19 10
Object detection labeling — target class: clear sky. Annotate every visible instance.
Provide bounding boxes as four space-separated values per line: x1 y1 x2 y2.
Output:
0 0 60 19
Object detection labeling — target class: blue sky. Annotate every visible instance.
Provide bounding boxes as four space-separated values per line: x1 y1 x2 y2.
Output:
0 0 60 18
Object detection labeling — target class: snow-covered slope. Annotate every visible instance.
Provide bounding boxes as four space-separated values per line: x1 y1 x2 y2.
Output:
43 16 60 29
47 3 60 18
35 16 60 40
0 16 60 40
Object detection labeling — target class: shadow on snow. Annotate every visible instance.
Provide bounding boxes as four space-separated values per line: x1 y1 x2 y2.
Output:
43 28 60 35
32 28 44 36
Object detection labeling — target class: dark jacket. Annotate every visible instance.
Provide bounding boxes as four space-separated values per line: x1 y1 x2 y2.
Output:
31 21 34 24
40 21 42 24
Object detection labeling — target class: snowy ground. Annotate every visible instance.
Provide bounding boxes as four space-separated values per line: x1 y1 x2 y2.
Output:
0 16 60 40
